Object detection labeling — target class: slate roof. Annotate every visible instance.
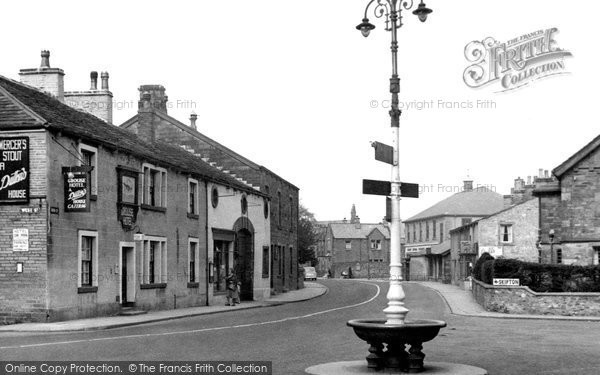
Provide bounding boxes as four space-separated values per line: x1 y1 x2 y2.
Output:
553 133 600 177
329 223 390 239
0 75 265 196
404 186 504 223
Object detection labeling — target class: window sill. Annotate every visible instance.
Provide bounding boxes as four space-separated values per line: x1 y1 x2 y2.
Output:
262 275 269 279
78 286 98 294
187 282 200 288
187 213 200 220
499 242 515 246
140 283 167 289
141 204 167 213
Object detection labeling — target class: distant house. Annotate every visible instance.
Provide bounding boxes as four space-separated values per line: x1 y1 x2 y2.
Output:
535 135 600 265
403 180 504 282
449 198 539 285
323 205 391 278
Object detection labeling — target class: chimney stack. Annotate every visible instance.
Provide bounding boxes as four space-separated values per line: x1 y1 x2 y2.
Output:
100 72 109 90
539 168 544 178
40 50 50 68
138 85 169 113
90 71 98 90
544 170 549 178
463 180 473 192
190 112 198 130
527 176 532 185
20 50 65 102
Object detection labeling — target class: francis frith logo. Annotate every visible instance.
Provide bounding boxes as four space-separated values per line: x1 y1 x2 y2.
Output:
463 28 572 92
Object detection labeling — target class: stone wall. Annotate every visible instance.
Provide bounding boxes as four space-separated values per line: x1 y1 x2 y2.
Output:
472 279 600 316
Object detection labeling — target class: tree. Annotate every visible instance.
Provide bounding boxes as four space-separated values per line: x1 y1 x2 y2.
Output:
298 203 318 266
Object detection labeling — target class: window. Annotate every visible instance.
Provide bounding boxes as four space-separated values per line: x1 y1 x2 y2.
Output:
462 218 472 226
241 195 248 214
290 247 293 275
500 224 513 243
345 240 352 250
142 237 167 285
262 246 269 278
419 222 422 242
79 144 97 196
413 224 416 243
214 240 231 293
278 246 283 276
211 186 219 208
593 247 600 265
407 231 410 243
77 230 98 290
289 197 294 230
556 248 563 264
440 223 444 242
433 220 437 239
277 191 282 226
263 197 269 219
371 240 382 250
426 221 430 241
188 238 199 283
188 179 198 215
142 164 167 208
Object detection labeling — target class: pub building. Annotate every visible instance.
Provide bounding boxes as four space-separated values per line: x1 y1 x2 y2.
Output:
0 72 271 324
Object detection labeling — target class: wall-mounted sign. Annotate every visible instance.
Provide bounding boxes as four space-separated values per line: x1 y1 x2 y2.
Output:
117 167 139 230
493 278 520 286
0 137 30 204
63 166 92 212
20 207 40 214
13 228 28 251
50 207 59 215
479 246 503 257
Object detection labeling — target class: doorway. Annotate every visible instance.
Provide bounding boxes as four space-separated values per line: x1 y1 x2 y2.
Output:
235 229 254 301
120 243 136 306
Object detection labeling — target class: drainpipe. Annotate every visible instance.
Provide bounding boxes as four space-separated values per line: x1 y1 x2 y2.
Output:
205 180 210 306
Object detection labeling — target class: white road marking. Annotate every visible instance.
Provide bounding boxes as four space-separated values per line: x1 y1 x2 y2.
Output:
0 282 380 350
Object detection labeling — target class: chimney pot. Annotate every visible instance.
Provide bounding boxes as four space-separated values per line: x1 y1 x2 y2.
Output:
40 50 50 68
90 71 98 90
544 170 549 178
100 72 109 90
190 112 198 130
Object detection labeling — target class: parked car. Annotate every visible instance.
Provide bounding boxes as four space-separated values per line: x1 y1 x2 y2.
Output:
304 266 317 281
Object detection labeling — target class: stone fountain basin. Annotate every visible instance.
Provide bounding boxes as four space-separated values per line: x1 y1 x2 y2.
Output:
348 319 446 344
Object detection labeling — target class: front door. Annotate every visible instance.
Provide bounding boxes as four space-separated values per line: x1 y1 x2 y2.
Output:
120 245 135 306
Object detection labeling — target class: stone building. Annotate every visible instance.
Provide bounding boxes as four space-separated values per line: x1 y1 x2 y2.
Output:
0 62 269 323
449 198 539 285
322 206 391 278
119 85 299 293
535 136 600 265
403 180 504 282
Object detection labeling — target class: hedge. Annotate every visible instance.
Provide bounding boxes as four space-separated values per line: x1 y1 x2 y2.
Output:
478 258 600 292
472 252 494 281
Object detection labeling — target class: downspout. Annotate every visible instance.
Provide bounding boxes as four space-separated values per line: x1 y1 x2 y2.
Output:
205 180 210 306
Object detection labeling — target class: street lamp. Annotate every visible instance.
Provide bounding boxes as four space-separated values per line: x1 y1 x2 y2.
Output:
356 0 432 325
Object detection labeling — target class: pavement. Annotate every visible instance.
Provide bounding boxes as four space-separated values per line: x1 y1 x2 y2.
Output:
2 279 598 333
415 281 600 322
0 282 328 333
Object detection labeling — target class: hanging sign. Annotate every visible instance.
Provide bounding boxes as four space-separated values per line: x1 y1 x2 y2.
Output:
0 137 30 204
63 166 92 212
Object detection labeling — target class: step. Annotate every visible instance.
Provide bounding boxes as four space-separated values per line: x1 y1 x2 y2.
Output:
119 308 148 316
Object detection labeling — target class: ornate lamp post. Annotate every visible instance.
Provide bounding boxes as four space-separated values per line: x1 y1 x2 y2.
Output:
356 0 432 325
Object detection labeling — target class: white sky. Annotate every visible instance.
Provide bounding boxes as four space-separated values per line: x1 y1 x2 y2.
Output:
1 0 598 223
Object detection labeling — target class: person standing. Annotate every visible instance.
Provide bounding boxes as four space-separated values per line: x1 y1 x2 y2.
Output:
226 268 240 306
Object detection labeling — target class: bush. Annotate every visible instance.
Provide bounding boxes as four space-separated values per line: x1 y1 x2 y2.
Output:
472 252 495 281
481 260 494 284
490 258 600 292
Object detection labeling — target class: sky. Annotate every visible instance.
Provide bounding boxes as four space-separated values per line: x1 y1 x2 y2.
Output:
1 0 598 223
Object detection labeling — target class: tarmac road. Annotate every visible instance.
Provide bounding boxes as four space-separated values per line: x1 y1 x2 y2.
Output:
1 280 599 375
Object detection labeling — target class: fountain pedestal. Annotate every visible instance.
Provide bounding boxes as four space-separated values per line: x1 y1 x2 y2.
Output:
347 319 446 373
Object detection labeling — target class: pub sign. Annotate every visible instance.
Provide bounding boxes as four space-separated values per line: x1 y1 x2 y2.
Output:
63 166 92 212
0 137 29 204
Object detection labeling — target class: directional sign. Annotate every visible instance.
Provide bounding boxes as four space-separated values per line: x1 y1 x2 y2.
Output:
371 142 394 165
363 180 391 196
401 182 419 198
363 180 419 198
